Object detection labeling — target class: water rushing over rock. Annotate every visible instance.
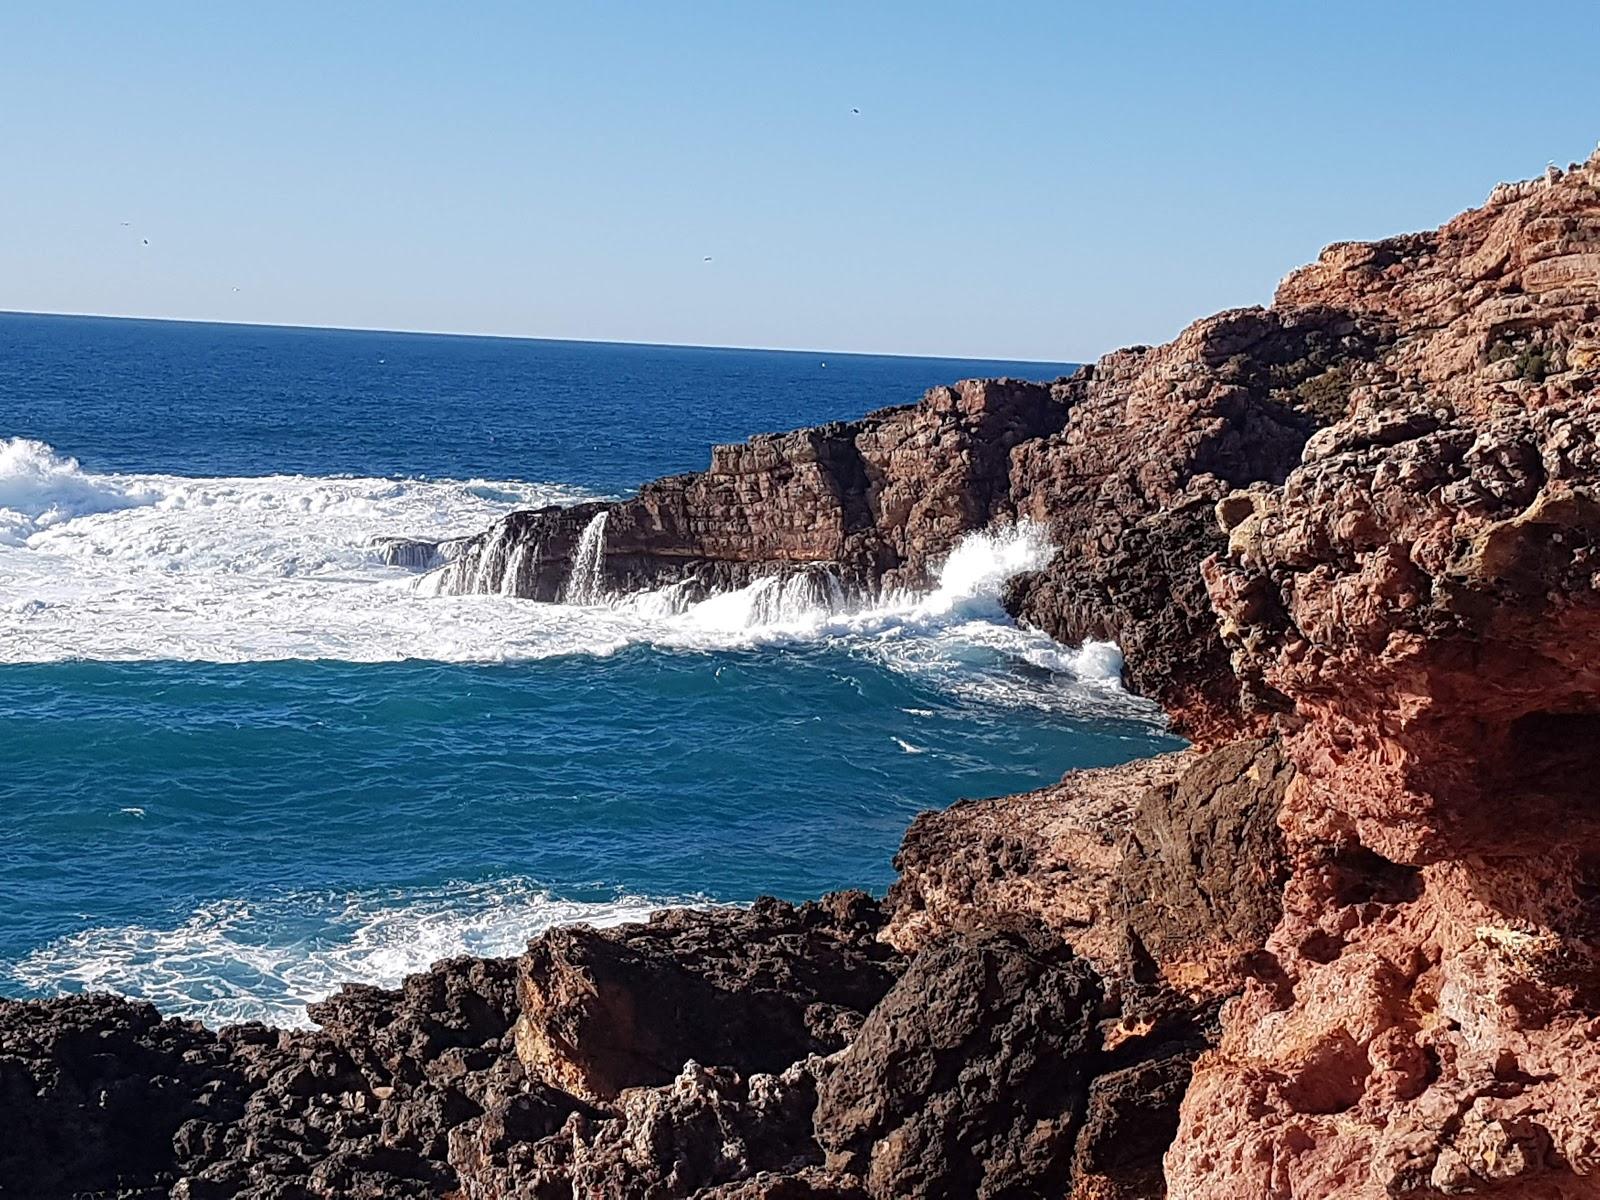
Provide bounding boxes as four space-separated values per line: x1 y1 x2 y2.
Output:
561 511 609 605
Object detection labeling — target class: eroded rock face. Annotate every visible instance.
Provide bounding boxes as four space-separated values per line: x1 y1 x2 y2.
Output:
417 378 1071 602
814 928 1102 1199
883 753 1192 969
885 739 1290 1001
1002 304 1390 739
513 894 903 1104
1166 153 1600 1198
1117 737 1293 997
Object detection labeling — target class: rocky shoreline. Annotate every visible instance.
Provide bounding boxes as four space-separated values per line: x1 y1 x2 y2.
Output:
6 151 1599 1198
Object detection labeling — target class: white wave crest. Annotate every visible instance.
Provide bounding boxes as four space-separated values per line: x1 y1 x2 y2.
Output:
0 441 1142 715
0 438 158 545
2 878 687 1028
611 521 1135 714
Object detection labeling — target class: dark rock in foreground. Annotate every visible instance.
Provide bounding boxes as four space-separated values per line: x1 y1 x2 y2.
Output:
814 927 1101 1199
513 894 902 1103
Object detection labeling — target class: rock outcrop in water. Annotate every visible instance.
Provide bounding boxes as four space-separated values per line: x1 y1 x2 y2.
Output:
6 149 1600 1199
408 378 1071 605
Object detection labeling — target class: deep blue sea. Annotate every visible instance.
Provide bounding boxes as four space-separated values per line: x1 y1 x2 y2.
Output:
0 312 1178 1025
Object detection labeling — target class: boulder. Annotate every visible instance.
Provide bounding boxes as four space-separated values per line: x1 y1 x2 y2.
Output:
513 893 903 1103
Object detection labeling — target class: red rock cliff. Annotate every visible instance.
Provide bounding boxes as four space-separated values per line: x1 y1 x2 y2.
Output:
1167 150 1600 1199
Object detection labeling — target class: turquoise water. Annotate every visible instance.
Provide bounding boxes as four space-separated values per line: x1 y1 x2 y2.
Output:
0 314 1177 1025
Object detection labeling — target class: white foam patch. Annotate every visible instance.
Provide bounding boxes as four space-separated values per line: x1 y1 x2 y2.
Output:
0 438 158 544
0 439 1149 716
612 522 1142 716
0 437 607 663
2 877 689 1028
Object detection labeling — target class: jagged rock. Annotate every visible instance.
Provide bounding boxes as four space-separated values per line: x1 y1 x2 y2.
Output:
1066 995 1221 1200
1166 154 1600 1199
813 928 1102 1199
1001 304 1390 740
445 1058 600 1200
417 378 1070 601
694 1169 867 1199
1068 1057 1191 1200
885 739 1290 1000
0 993 247 1199
169 958 532 1199
566 1060 827 1199
305 954 520 1088
1116 736 1292 996
513 893 903 1103
883 753 1191 970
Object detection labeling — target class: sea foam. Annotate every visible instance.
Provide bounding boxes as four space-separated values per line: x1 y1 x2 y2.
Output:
0 438 158 546
0 439 1138 714
2 877 690 1027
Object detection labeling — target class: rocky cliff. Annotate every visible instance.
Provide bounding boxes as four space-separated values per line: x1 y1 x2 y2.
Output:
5 150 1598 1199
395 377 1070 605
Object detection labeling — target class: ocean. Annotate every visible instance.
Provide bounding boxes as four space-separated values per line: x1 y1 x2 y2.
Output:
0 312 1180 1026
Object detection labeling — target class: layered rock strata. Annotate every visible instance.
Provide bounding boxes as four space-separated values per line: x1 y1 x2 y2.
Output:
6 149 1600 1199
405 378 1071 604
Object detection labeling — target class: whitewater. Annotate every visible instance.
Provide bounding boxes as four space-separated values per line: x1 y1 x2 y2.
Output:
0 437 1133 713
1 433 1172 1025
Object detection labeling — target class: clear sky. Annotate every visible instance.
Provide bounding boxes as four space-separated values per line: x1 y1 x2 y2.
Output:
2 2 1596 361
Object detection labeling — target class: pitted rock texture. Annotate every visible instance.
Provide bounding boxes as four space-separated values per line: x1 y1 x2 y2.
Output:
173 957 541 1199
513 893 904 1104
0 993 247 1199
883 753 1191 971
1166 152 1600 1199
813 928 1102 1199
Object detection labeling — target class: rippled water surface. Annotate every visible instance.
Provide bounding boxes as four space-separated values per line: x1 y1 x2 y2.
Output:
0 314 1177 1024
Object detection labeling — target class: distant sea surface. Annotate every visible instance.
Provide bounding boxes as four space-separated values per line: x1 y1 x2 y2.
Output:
0 313 1178 1025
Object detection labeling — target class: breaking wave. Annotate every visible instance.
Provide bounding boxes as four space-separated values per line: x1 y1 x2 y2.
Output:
2 877 690 1028
0 438 158 545
0 439 1141 713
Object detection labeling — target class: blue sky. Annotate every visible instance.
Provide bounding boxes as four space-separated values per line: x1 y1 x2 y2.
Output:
2 2 1595 360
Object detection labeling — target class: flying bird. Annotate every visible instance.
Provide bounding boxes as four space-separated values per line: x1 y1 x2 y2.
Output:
142 239 149 245
851 107 860 115
703 255 713 262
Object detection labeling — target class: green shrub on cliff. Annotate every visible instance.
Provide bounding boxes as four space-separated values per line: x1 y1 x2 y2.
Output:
1292 366 1353 422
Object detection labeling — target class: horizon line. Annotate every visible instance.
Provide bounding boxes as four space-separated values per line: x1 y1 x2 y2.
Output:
0 308 1084 369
